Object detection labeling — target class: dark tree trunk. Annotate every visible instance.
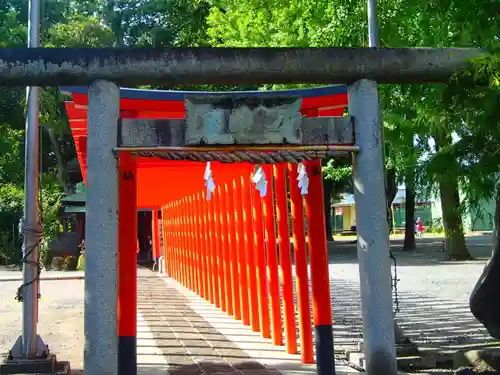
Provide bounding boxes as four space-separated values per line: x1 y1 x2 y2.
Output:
403 169 416 250
385 167 398 233
403 186 416 250
46 128 71 194
493 196 500 254
323 177 334 241
433 133 472 260
438 177 472 260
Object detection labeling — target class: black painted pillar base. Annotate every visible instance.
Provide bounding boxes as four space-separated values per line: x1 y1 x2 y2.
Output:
118 335 137 375
314 324 335 375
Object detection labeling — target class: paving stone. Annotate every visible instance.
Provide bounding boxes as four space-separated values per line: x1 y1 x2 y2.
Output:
176 330 203 336
183 339 211 347
198 361 236 373
168 367 203 375
231 361 267 370
159 347 189 355
204 333 230 342
193 322 215 329
188 347 220 356
149 338 181 346
177 333 206 340
164 355 197 365
198 327 223 334
239 370 281 375
215 347 251 357
171 321 193 328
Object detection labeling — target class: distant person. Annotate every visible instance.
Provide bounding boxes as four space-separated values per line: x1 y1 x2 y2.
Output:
416 217 424 238
147 236 153 261
147 235 158 271
78 239 85 254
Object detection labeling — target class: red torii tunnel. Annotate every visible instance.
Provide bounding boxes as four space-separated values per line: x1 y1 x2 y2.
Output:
63 85 349 375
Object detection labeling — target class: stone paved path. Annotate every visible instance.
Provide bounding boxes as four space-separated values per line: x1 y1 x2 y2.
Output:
323 241 493 354
138 273 285 375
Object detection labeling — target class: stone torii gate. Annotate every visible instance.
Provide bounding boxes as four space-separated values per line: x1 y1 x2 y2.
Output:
0 47 484 375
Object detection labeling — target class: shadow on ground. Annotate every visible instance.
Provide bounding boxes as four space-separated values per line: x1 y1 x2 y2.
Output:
68 235 496 374
68 361 284 375
323 235 494 362
137 276 287 375
324 235 492 267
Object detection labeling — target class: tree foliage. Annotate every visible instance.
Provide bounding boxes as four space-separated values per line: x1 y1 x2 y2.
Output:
0 0 499 260
204 0 499 256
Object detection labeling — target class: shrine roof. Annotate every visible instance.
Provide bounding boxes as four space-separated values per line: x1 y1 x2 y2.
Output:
62 85 350 208
60 84 347 101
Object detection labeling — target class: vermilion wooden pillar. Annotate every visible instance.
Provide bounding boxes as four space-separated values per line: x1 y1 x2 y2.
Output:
221 182 234 315
274 163 297 354
252 184 270 338
233 178 250 325
118 152 137 375
288 163 314 363
304 159 335 375
208 192 221 307
262 165 283 345
241 175 259 331
152 208 160 268
180 198 190 289
188 195 200 293
226 180 241 320
161 206 168 276
214 187 227 312
202 194 214 302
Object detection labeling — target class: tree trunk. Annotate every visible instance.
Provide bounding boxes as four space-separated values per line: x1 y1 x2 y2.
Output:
323 177 334 241
385 167 398 233
438 177 472 260
493 198 499 254
46 128 71 194
403 169 416 250
433 133 472 260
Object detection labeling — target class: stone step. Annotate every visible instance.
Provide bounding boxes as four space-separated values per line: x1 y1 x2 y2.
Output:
346 351 437 372
453 347 500 372
356 341 420 357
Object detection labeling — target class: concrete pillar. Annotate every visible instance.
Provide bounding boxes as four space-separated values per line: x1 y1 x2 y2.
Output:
348 79 398 375
85 80 120 375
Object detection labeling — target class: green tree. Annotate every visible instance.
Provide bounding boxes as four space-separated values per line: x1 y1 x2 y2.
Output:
0 1 116 262
204 0 499 261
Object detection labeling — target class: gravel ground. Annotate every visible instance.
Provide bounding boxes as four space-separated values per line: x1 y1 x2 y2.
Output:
325 235 492 348
0 279 84 370
324 235 493 375
0 234 493 373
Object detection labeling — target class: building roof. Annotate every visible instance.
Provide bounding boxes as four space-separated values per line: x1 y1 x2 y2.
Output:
60 84 347 101
62 182 86 204
332 194 355 207
332 189 433 207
